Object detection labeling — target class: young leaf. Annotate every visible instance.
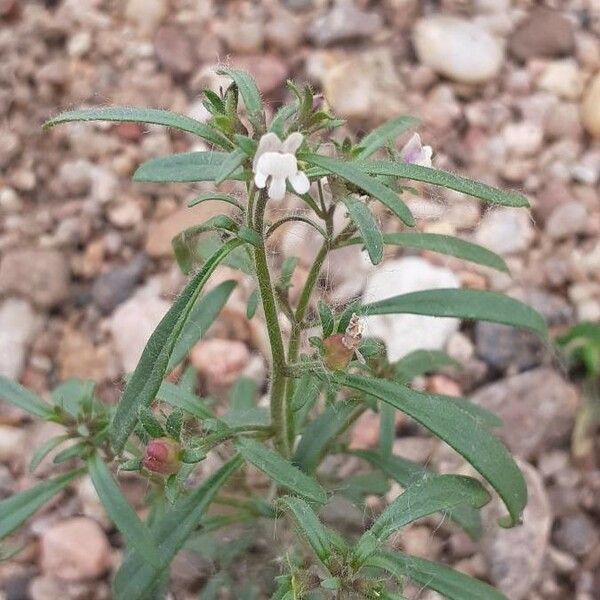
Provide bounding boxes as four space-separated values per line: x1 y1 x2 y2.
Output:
340 232 508 273
215 148 247 184
87 454 161 567
318 301 335 339
366 550 508 600
326 373 527 527
0 469 83 539
362 289 547 338
0 376 55 420
354 449 482 540
155 382 215 421
217 68 263 129
133 151 245 183
236 438 327 504
188 193 244 212
139 406 165 438
53 441 88 464
43 106 231 149
355 116 419 159
29 435 70 473
300 153 414 227
111 239 243 453
357 160 529 208
165 410 184 440
293 400 362 474
246 289 259 319
113 455 243 600
168 279 237 370
354 475 490 564
393 349 459 384
341 196 384 265
291 374 322 431
277 496 333 564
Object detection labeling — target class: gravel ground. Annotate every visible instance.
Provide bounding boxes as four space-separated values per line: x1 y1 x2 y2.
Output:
0 1 599 599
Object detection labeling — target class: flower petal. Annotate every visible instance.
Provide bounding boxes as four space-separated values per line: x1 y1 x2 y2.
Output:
399 132 423 164
254 170 268 189
289 170 310 195
253 132 282 170
268 176 287 201
281 132 304 155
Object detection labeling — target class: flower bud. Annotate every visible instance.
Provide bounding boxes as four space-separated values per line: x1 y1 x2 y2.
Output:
142 437 181 475
323 334 354 371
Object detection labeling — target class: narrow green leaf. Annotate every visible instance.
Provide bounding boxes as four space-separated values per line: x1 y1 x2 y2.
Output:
327 373 526 527
29 435 70 472
168 280 237 370
355 475 489 564
300 153 414 227
0 469 82 539
378 402 395 456
215 148 247 184
111 239 243 453
43 106 231 149
341 196 384 265
318 301 335 339
230 377 257 412
246 289 259 319
356 116 419 159
291 374 322 431
294 400 362 474
341 232 508 273
277 496 333 564
217 68 263 127
357 160 529 208
0 376 55 420
363 289 547 338
155 382 215 421
113 455 243 600
270 103 297 137
53 441 88 464
188 193 244 211
393 349 459 384
236 438 327 504
366 550 508 600
165 410 184 440
354 449 482 540
87 454 161 567
133 151 245 183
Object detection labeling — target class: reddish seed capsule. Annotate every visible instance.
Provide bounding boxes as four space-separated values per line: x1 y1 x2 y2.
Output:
142 437 181 475
323 334 355 371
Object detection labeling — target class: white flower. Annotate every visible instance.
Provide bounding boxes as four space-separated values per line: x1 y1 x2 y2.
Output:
252 132 310 201
399 133 433 168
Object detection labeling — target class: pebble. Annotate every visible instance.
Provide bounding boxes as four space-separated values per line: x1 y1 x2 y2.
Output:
553 514 599 557
58 328 110 382
308 2 383 47
0 299 41 379
349 410 381 450
190 338 251 392
107 198 143 229
0 425 26 463
474 208 535 255
509 8 574 60
545 201 588 240
362 257 460 362
40 517 111 581
483 461 552 600
265 13 304 51
0 129 21 168
91 254 146 315
537 59 584 100
154 25 195 76
581 72 600 138
125 0 166 33
108 280 170 373
413 17 504 84
0 249 71 309
320 48 407 121
472 368 577 460
67 31 92 58
502 121 544 157
232 54 289 95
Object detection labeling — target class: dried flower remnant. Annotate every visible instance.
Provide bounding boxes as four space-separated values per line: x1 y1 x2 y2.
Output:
252 132 310 200
142 437 181 475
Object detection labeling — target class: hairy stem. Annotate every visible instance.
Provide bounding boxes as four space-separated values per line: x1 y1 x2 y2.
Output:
253 191 291 457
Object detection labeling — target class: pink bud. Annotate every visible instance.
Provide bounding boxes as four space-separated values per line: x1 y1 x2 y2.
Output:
142 437 181 475
323 334 354 371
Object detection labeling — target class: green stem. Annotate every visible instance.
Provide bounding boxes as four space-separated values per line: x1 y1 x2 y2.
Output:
253 191 290 457
284 241 329 448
